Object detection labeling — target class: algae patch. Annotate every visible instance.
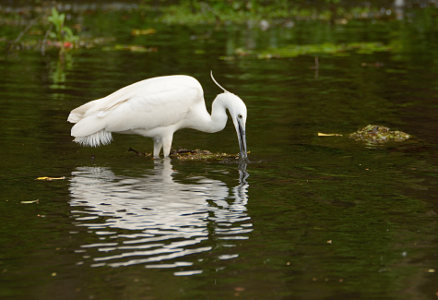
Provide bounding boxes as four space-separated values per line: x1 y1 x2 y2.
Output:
129 147 242 160
349 125 411 145
318 124 412 145
170 149 240 160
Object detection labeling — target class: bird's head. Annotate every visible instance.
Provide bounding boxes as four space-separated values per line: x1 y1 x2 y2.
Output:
227 93 248 160
211 71 248 160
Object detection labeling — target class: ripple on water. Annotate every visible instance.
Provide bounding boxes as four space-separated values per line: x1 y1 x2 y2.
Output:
68 159 252 273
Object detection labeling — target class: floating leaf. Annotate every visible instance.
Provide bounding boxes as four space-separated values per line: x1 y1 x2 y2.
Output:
131 28 156 36
21 199 39 204
318 132 343 137
36 176 66 181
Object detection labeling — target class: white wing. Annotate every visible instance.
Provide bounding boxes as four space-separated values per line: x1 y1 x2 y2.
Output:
69 75 204 139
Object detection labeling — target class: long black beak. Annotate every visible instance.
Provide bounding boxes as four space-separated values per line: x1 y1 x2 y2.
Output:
237 119 247 160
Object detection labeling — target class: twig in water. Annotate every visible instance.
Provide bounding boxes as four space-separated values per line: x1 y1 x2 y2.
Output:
41 25 52 55
128 147 150 157
8 18 38 52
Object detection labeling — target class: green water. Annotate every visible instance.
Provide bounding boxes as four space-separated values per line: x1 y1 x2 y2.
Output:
1 6 438 300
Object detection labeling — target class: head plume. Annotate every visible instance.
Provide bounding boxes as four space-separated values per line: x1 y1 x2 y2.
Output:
210 71 229 93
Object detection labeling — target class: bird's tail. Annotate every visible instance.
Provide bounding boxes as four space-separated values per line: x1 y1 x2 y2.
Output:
73 131 113 147
71 115 113 147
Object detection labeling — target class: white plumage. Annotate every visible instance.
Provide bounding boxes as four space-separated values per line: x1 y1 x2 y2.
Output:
67 73 248 158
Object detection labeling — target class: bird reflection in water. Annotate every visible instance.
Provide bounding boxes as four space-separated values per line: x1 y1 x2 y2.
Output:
69 159 251 274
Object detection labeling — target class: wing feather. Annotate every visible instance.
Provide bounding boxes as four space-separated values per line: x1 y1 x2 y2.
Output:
103 87 202 133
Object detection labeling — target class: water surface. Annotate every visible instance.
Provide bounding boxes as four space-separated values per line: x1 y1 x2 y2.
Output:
1 6 438 299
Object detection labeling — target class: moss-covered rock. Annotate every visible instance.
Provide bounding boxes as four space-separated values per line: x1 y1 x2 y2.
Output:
349 125 411 144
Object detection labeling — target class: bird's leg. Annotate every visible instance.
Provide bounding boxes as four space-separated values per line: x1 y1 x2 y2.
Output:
162 134 174 158
153 137 163 158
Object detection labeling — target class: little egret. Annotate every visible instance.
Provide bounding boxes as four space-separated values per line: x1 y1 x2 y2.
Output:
67 72 247 159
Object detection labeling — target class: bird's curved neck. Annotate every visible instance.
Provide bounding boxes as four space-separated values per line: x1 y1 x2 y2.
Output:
187 96 229 133
206 97 228 133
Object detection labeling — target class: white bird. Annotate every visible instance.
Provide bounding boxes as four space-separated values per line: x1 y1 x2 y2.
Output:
67 72 247 159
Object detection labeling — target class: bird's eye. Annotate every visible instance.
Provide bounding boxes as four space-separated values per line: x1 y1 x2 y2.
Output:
238 114 243 119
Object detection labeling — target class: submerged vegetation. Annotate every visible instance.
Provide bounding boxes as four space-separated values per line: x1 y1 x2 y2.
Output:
129 148 243 161
225 42 392 60
318 125 413 146
2 1 437 59
170 149 242 160
349 125 412 145
142 0 418 24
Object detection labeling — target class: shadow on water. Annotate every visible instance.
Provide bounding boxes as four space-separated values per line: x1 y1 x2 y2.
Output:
68 159 251 274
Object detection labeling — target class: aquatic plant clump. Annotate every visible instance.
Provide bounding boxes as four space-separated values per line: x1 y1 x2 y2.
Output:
170 149 241 160
129 148 242 160
47 8 78 48
349 125 411 144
